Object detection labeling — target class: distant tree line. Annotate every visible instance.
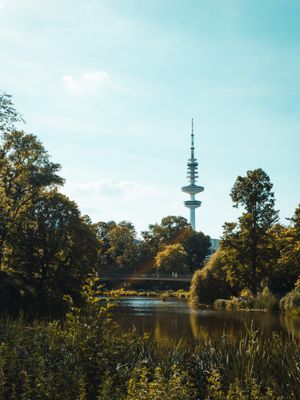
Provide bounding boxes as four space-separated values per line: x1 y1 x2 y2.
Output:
0 93 211 316
95 216 211 276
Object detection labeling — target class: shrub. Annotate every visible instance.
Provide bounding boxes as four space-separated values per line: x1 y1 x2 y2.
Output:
190 250 231 305
253 287 278 311
280 289 300 315
225 296 251 310
213 299 229 310
205 369 284 400
222 288 277 311
126 366 196 400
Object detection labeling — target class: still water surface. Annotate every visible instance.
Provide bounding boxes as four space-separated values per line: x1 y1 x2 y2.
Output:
112 297 300 343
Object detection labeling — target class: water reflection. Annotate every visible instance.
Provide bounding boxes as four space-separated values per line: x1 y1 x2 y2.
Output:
112 297 300 344
279 314 300 340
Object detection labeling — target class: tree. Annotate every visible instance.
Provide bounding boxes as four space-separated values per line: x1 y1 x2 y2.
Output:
140 216 192 272
183 231 211 272
270 205 300 292
0 92 24 133
190 250 232 304
8 190 99 312
222 169 278 295
154 243 188 274
0 130 63 266
95 221 139 273
140 216 211 274
218 222 245 291
0 93 99 315
94 221 117 271
144 216 192 248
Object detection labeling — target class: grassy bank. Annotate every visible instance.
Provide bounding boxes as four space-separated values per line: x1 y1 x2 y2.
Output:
212 288 279 312
103 288 190 300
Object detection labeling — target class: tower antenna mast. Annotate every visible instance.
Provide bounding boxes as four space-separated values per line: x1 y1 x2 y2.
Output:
181 119 204 230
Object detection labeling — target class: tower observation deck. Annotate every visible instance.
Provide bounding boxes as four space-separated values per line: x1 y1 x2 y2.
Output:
181 119 204 230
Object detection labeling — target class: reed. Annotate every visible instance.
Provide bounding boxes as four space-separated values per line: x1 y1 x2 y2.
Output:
0 278 298 399
0 315 299 399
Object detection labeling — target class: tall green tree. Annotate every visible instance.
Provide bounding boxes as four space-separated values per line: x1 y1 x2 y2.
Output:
0 92 24 133
140 216 210 274
94 221 117 270
154 243 189 274
183 231 211 272
270 205 300 292
7 190 99 311
222 169 278 295
140 216 192 272
96 221 139 273
0 130 63 266
143 216 192 248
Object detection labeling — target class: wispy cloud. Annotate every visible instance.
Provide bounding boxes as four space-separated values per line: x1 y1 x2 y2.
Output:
62 71 109 94
64 178 158 201
62 178 164 228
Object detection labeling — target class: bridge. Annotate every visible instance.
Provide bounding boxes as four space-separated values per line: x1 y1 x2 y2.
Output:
100 273 193 283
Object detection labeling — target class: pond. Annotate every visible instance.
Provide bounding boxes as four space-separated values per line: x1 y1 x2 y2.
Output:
111 297 300 344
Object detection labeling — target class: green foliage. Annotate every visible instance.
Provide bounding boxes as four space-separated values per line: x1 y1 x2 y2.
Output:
222 169 279 295
217 287 278 311
0 92 24 133
143 216 192 248
253 287 278 310
154 243 189 273
107 221 138 271
126 366 196 400
0 97 100 316
220 177 300 299
8 191 98 307
280 289 300 315
0 130 64 265
104 288 190 299
205 369 284 400
221 204 300 297
270 206 300 292
190 250 232 304
0 313 299 399
140 216 210 274
95 220 139 273
213 298 230 310
95 215 210 278
183 230 211 272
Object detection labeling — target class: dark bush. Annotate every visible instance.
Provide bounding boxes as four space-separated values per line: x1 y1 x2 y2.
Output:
190 250 232 305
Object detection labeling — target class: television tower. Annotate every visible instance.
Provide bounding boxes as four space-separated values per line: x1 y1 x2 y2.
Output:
181 119 204 230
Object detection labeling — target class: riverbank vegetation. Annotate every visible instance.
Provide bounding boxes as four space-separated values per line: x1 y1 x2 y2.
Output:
104 287 190 300
280 279 300 315
0 276 299 400
190 169 300 313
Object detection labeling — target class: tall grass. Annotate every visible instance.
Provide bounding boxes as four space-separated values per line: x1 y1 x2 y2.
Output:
0 317 299 399
0 277 299 399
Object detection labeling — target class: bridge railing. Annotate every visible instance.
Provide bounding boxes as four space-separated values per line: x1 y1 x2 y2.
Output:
99 273 193 280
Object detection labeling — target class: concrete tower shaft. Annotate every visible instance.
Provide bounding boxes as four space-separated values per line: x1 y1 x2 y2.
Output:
181 119 204 230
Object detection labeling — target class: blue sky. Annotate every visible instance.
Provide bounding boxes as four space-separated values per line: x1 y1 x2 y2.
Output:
0 0 299 238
